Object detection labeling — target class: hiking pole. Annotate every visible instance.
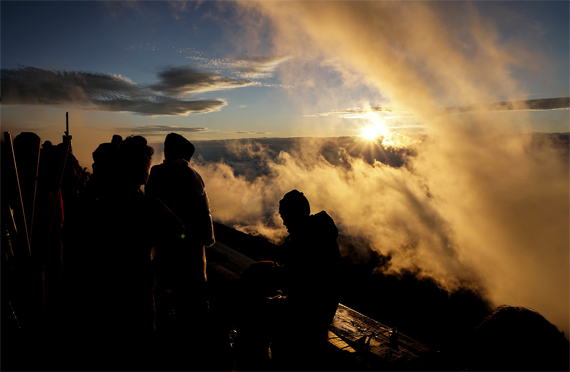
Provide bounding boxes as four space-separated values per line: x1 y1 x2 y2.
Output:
3 132 32 256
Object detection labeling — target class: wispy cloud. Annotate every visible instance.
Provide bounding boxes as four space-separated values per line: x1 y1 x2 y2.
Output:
309 98 570 119
234 131 268 135
233 56 291 79
1 66 233 116
447 97 570 113
186 54 290 80
125 42 159 52
306 106 410 119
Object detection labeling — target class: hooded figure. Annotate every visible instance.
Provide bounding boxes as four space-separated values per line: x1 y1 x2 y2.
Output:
239 190 341 370
146 133 214 248
277 190 341 327
145 133 215 368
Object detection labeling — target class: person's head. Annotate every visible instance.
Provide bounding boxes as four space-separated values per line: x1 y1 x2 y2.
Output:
13 132 41 171
13 132 41 151
116 135 154 189
164 133 195 162
279 190 310 234
471 305 569 371
111 135 123 145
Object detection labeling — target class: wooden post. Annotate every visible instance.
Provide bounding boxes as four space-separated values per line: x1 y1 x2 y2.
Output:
3 132 31 257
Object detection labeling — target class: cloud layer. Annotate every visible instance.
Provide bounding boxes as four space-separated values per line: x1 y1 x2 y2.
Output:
0 66 246 116
216 1 570 335
150 66 253 95
118 125 212 133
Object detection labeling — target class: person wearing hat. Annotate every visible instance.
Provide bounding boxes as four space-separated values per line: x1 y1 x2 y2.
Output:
145 132 215 368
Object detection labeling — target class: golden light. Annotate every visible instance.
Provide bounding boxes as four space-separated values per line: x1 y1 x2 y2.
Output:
360 117 389 141
361 125 382 140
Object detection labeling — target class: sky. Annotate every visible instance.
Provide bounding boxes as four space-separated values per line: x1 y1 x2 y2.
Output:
2 1 570 338
1 1 569 151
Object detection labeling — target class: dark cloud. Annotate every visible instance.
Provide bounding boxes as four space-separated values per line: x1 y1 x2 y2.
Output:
468 97 570 112
119 125 211 133
1 66 142 104
0 66 229 116
95 97 226 116
151 66 253 96
315 98 570 117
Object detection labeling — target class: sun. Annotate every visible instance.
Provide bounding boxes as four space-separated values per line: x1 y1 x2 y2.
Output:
361 125 382 140
360 118 390 140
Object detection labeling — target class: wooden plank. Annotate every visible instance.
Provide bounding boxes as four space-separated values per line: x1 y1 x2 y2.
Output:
327 330 356 353
329 304 435 368
207 241 436 369
207 241 255 277
207 261 241 281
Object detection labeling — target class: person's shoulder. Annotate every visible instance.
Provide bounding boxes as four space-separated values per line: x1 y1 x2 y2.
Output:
310 211 338 239
150 163 166 172
149 163 176 179
312 210 335 224
188 164 203 176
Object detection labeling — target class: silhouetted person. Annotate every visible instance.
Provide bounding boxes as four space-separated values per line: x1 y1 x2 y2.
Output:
240 190 341 370
468 305 569 371
13 132 41 238
145 133 215 368
12 134 84 316
62 135 184 371
86 134 122 198
33 139 61 254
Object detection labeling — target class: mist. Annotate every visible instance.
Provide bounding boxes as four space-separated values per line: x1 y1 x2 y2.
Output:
4 0 567 338
190 1 570 336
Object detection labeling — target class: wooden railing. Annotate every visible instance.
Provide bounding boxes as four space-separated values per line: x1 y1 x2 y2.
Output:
206 241 437 370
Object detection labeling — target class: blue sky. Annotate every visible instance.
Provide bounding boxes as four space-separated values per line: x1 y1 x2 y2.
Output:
1 1 569 150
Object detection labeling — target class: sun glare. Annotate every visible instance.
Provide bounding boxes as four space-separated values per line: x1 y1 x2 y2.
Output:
361 126 381 140
360 119 389 141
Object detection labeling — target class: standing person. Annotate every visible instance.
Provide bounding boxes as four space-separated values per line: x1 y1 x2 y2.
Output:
145 132 215 367
62 135 184 371
85 134 122 199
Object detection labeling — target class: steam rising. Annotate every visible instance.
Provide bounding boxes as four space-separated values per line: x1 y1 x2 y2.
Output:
195 2 569 335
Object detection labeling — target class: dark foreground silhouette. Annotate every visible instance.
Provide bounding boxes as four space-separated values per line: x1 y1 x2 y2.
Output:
2 130 569 371
145 132 216 370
